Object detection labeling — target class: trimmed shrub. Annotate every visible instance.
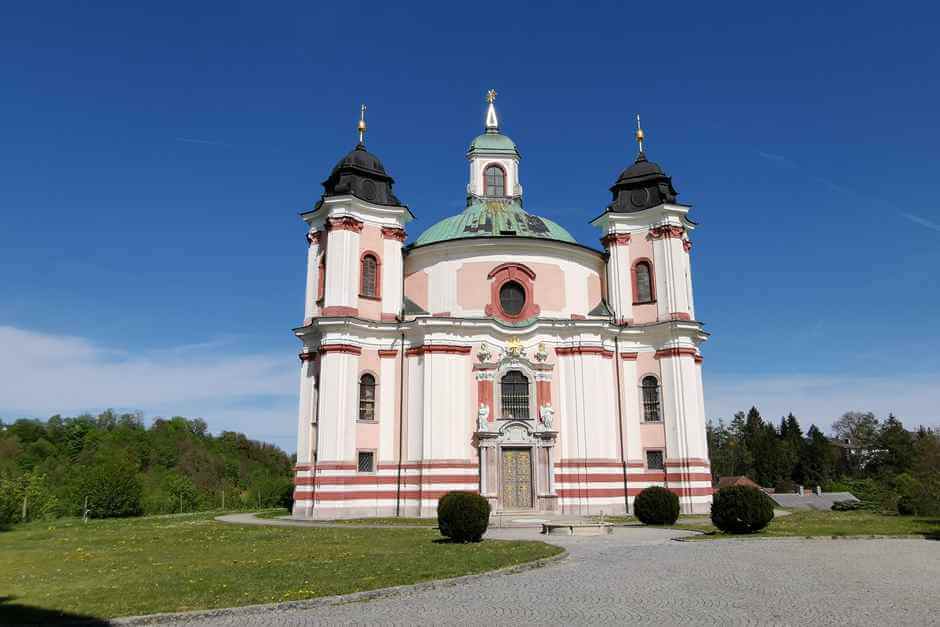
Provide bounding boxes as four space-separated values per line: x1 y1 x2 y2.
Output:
634 486 680 525
437 491 491 542
711 486 775 534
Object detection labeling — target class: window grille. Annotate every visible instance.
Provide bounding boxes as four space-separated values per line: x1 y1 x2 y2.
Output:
361 255 378 297
358 374 376 421
500 370 530 420
484 165 505 197
642 375 661 422
635 262 653 303
646 450 664 470
357 451 374 473
499 281 525 316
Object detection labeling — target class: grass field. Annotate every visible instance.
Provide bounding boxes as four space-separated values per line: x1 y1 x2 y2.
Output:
255 510 437 525
0 511 561 623
599 510 940 539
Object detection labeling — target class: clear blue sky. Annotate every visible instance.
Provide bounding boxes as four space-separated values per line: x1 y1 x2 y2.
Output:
2 1 938 450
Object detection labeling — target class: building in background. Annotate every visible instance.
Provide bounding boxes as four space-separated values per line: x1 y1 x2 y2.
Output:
292 93 711 518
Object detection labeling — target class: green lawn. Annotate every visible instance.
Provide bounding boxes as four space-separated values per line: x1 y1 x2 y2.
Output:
595 510 940 539
680 510 940 539
0 512 561 623
255 509 436 526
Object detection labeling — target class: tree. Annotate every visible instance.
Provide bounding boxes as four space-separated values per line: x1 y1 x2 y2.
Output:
79 459 143 518
800 425 834 485
871 414 914 476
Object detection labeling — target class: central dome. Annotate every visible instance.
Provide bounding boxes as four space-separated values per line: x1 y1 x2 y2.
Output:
413 198 575 247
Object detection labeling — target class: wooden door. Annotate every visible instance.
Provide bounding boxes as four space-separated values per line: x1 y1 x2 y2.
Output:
501 448 533 509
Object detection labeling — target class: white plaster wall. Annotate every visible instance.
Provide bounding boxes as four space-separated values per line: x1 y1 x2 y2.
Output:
304 236 320 320
659 353 708 463
606 241 632 322
382 239 403 318
316 352 358 462
324 229 359 309
406 354 424 461
379 356 397 462
619 358 643 461
295 360 316 463
422 353 472 460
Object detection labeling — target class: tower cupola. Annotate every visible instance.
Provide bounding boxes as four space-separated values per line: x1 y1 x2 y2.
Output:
466 90 522 199
607 116 678 213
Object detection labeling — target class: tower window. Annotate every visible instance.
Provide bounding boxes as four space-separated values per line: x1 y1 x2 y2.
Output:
634 261 654 304
641 375 661 422
358 373 376 421
500 370 530 420
499 281 526 316
360 254 378 298
484 165 506 197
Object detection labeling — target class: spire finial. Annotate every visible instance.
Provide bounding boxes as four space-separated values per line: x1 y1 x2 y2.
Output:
635 113 645 156
357 104 367 144
485 89 499 132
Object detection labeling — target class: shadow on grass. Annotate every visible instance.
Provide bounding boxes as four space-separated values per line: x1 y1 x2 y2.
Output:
0 596 108 626
918 519 940 541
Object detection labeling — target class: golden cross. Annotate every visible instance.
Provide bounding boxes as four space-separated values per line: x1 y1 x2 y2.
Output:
486 89 497 104
635 113 644 153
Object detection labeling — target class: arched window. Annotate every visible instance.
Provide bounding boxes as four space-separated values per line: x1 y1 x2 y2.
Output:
499 281 525 316
360 254 378 298
501 370 530 419
484 165 505 197
641 375 661 422
358 373 376 421
634 261 654 304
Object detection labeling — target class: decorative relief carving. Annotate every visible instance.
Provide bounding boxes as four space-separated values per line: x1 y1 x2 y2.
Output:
648 225 685 240
534 342 549 363
682 239 692 252
477 342 493 363
326 216 364 233
381 227 407 241
601 232 631 247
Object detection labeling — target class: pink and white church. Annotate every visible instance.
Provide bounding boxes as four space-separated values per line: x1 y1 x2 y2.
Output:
292 93 711 518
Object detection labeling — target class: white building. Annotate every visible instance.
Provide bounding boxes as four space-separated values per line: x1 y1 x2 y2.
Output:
293 94 711 518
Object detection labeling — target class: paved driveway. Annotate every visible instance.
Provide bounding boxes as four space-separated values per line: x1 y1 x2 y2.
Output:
160 526 940 626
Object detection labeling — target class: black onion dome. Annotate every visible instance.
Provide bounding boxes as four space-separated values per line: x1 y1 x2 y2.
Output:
321 143 403 206
608 152 678 212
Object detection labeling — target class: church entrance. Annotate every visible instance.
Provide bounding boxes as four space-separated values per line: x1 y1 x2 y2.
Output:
500 448 533 509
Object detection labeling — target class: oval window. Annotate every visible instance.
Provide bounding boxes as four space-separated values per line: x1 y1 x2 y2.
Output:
499 281 526 316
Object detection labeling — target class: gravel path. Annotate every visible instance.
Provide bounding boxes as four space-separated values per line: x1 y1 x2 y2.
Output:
146 521 940 626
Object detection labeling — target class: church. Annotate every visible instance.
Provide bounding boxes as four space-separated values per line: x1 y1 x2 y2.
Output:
292 92 711 518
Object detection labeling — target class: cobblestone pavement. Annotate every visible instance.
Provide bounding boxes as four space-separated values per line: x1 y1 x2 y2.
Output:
161 527 940 626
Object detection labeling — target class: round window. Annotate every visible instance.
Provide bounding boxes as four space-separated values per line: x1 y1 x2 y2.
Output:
499 281 526 316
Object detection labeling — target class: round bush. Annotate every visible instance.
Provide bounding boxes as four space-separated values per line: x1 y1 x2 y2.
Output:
634 486 680 525
897 495 916 516
437 491 491 542
710 485 774 534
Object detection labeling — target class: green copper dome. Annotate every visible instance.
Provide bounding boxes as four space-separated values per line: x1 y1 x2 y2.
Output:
413 198 576 246
468 131 519 155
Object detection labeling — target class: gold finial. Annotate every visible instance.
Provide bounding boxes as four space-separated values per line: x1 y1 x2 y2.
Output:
486 89 497 104
357 104 367 144
635 113 644 154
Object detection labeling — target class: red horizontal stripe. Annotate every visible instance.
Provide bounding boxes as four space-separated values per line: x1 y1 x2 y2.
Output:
294 489 479 501
554 459 624 468
555 472 712 483
295 474 478 486
557 487 713 498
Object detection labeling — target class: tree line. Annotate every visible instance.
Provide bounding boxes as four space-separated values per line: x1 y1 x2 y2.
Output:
707 407 940 514
0 410 294 524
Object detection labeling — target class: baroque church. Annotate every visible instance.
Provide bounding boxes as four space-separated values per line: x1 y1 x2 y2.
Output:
292 92 711 518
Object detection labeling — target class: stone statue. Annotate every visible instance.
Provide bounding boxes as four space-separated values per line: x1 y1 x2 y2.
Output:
539 403 555 430
477 403 490 432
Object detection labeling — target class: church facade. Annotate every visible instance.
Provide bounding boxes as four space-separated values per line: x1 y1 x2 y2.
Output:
292 94 711 518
